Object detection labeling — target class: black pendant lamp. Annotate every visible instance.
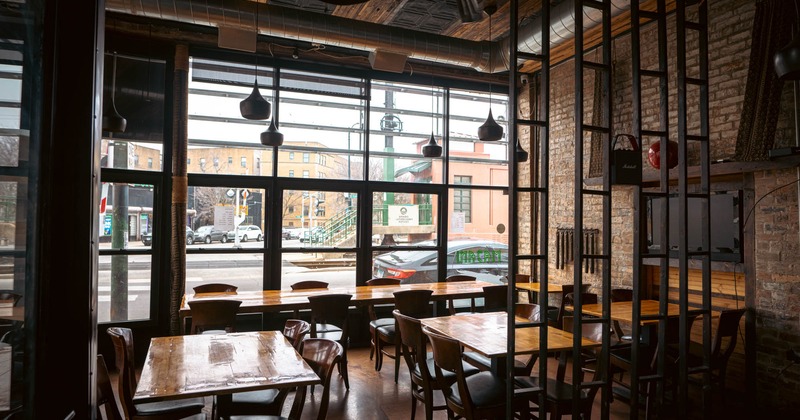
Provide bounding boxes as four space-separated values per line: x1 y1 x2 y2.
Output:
102 52 127 133
515 139 529 162
422 132 442 157
261 119 284 147
240 2 271 120
775 4 800 80
478 6 503 142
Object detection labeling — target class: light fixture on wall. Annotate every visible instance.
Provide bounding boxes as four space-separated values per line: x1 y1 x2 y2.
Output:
477 5 503 142
240 2 271 120
775 2 800 80
422 76 442 158
102 52 127 133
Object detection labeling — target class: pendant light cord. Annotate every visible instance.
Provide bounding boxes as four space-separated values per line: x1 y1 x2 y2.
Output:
254 1 259 84
488 10 493 111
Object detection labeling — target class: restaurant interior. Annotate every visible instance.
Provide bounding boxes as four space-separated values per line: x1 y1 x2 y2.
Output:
2 0 800 418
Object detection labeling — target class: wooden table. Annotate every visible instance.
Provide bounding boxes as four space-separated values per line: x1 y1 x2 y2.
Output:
0 302 23 322
514 282 564 294
133 331 320 403
180 281 495 324
579 300 682 325
420 312 599 373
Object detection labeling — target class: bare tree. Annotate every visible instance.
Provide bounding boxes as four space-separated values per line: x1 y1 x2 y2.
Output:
193 187 231 228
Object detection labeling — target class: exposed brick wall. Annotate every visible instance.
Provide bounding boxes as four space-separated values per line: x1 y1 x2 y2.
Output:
517 0 799 411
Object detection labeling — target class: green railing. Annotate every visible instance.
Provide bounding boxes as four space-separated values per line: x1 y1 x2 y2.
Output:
306 206 357 246
372 204 433 225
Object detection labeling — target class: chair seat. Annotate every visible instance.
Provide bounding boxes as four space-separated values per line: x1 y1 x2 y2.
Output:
369 317 395 330
314 330 344 341
201 329 228 335
375 324 396 340
448 371 506 407
463 351 530 374
134 397 206 417
514 376 590 401
314 323 342 333
415 357 479 381
229 388 282 410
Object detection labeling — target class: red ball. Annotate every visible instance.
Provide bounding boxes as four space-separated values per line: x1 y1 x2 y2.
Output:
648 140 678 169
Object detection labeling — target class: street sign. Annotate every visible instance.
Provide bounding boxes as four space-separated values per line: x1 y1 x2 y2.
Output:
241 189 250 200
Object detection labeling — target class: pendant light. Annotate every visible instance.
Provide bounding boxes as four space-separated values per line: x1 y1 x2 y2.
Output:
261 119 284 147
775 2 800 80
240 2 271 120
478 5 503 142
422 76 442 157
515 139 529 162
102 52 127 133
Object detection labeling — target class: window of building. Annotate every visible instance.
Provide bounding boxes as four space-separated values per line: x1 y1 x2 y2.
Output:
241 156 247 168
133 155 139 165
453 176 472 223
317 154 327 166
228 156 233 164
289 152 294 160
200 158 206 169
213 157 219 167
303 153 310 163
289 170 294 177
303 170 309 178
147 158 153 168
187 158 191 165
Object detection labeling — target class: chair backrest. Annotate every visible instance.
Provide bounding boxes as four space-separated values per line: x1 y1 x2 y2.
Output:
283 319 311 349
482 284 509 312
563 292 598 306
297 338 344 420
0 291 22 305
514 303 541 322
106 327 138 419
445 274 476 283
610 288 633 302
366 278 402 287
192 283 238 294
712 308 746 362
187 299 242 334
308 294 352 337
515 274 532 283
563 316 605 343
96 354 123 420
423 327 473 413
394 310 430 379
393 289 434 318
291 280 329 290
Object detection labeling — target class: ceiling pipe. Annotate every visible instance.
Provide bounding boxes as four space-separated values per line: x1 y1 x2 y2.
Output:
105 0 632 74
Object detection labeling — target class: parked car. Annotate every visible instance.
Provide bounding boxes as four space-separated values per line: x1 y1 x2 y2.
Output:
193 225 228 244
143 226 194 246
372 239 509 284
286 228 303 240
227 224 263 242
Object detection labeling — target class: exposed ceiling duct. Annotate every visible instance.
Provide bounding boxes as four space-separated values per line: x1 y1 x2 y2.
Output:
105 0 632 73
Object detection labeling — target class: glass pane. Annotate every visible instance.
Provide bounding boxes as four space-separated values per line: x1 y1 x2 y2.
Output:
369 81 443 183
281 252 355 289
186 253 264 293
372 249 438 284
103 54 167 142
101 140 163 171
99 183 154 250
188 186 266 248
188 58 279 158
0 136 20 167
372 191 437 246
278 146 363 181
282 190 357 248
98 254 152 322
447 187 509 284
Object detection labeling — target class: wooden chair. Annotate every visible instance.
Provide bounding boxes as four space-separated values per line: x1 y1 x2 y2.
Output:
308 294 352 389
366 278 402 368
515 316 605 420
610 288 634 341
283 319 310 350
685 308 746 394
186 299 242 335
374 289 435 384
445 274 477 315
106 327 206 420
482 284 508 312
290 281 339 334
423 327 535 420
463 303 542 376
226 338 343 420
395 310 480 420
193 283 238 294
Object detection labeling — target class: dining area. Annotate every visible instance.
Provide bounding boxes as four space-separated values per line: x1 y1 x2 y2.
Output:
99 273 749 420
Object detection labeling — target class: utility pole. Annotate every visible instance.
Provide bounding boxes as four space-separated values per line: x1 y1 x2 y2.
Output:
110 140 129 321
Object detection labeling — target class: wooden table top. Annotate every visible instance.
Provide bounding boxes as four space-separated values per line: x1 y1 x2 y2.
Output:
133 331 320 403
0 302 23 322
579 300 684 325
420 312 599 358
180 281 495 317
515 282 564 293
